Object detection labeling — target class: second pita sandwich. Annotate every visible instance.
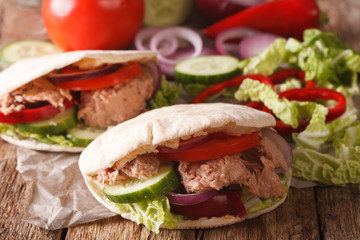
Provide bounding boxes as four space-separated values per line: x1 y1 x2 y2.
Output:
79 103 293 233
0 50 179 152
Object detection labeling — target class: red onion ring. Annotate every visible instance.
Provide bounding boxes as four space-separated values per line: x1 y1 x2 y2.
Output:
166 189 218 206
47 64 121 83
149 27 203 66
157 135 211 153
134 27 179 56
228 0 266 7
142 61 162 97
239 32 280 59
261 128 293 173
215 27 259 56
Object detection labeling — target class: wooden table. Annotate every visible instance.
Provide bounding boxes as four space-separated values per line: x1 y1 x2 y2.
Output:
1 0 360 239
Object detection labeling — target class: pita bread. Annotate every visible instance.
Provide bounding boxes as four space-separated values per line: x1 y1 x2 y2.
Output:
79 103 289 230
0 50 157 152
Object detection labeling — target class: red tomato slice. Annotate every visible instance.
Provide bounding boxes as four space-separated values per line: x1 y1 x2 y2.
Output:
170 191 247 218
158 131 261 162
55 62 143 91
0 98 76 124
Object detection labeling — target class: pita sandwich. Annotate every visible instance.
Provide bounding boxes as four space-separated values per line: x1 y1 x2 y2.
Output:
79 103 293 233
0 50 172 152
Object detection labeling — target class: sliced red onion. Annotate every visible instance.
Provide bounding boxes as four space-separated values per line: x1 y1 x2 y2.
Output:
215 27 259 57
157 135 211 153
149 27 203 66
134 27 179 56
228 0 266 7
158 47 218 77
142 61 162 97
166 189 218 206
261 128 293 173
239 32 280 59
47 64 121 83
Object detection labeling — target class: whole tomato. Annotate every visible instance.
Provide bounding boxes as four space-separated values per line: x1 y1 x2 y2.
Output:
42 0 144 51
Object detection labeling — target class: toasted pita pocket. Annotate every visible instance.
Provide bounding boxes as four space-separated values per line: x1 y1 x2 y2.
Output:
0 50 157 152
79 103 292 230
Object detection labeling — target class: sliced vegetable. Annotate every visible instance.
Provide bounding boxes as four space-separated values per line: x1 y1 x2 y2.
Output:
203 0 321 39
17 107 77 135
239 32 279 59
269 69 315 87
149 27 203 66
158 131 261 162
170 191 247 218
0 98 76 124
271 87 347 135
174 55 240 85
166 189 218 206
54 62 143 91
66 123 106 147
192 74 273 105
103 161 180 203
0 40 61 67
157 135 211 153
215 27 259 56
48 64 121 83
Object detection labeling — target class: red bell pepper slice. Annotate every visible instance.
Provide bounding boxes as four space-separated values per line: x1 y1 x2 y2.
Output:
192 74 273 109
203 0 320 39
269 69 315 88
0 98 76 124
265 87 347 135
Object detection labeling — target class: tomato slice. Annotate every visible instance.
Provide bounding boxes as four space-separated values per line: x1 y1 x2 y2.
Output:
170 191 247 218
55 62 143 91
158 131 261 162
0 98 76 124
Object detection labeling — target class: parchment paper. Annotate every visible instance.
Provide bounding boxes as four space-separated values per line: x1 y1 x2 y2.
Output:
16 147 115 230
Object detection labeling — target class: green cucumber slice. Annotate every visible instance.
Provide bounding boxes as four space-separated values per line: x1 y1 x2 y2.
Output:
17 107 77 135
0 40 62 67
103 161 180 203
66 124 106 147
174 55 240 85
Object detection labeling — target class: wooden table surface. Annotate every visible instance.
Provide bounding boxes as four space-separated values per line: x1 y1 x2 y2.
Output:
1 0 360 239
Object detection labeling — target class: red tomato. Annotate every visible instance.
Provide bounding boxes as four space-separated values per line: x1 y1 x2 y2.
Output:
55 62 143 91
0 98 76 124
42 0 144 51
170 191 247 218
158 131 261 162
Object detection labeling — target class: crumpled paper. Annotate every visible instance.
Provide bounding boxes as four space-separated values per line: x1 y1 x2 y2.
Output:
16 147 115 230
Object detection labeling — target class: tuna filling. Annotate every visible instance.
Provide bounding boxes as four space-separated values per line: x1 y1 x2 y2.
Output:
178 137 287 199
97 153 160 185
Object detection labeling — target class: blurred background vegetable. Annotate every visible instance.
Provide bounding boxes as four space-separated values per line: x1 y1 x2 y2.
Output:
41 0 144 51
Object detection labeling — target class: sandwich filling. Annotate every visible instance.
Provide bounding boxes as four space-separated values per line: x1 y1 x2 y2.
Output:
96 133 287 200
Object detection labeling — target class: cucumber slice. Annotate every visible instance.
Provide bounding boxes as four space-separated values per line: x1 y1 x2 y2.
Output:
174 55 240 85
17 107 77 135
0 40 62 66
103 161 180 203
66 124 106 147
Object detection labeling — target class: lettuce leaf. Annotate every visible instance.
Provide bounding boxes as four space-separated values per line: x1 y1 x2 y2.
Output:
147 76 181 109
110 197 182 234
0 123 74 146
